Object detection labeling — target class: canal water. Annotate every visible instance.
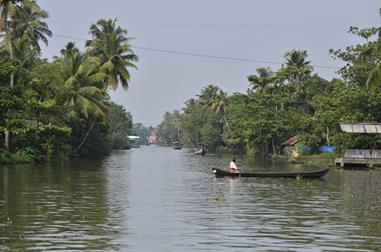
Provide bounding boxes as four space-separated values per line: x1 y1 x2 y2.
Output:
1 146 381 251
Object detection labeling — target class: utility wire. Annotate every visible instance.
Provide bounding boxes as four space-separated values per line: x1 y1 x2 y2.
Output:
46 20 378 27
52 33 341 69
38 0 375 3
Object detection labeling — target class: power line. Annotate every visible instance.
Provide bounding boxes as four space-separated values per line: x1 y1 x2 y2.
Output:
46 19 378 27
38 0 376 3
53 33 340 69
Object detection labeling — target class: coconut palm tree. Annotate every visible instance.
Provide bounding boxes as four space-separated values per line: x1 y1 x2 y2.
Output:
284 49 313 84
11 34 41 71
11 0 51 52
0 0 20 150
248 67 274 94
0 0 21 88
56 43 108 152
86 19 138 91
198 85 233 136
284 49 311 68
183 98 197 113
198 85 220 106
211 90 233 137
364 28 381 94
1 1 50 150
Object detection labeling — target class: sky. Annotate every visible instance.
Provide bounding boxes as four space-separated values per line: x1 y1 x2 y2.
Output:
38 0 380 126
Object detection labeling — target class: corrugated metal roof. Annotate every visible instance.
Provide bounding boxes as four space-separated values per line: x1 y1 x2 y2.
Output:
281 135 299 146
340 123 381 134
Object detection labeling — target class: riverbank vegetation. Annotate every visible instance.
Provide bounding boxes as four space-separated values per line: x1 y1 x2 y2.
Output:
157 26 381 158
0 1 137 164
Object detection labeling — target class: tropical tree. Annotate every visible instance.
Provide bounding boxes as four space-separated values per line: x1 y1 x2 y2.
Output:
86 18 138 91
131 123 150 145
211 90 233 136
330 26 379 88
1 0 50 150
247 67 274 94
0 0 17 150
364 28 381 94
283 49 313 84
285 49 311 68
197 85 233 137
11 0 51 52
198 85 220 106
56 43 108 152
156 111 182 145
108 102 133 149
0 0 21 87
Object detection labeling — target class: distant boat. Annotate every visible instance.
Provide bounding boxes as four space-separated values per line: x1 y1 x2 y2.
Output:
194 149 203 155
172 141 182 150
194 148 206 156
212 168 329 179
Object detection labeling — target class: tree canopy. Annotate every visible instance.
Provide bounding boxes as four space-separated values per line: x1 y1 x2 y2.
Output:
0 1 138 163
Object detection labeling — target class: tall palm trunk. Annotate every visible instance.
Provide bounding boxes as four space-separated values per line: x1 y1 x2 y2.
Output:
4 35 14 150
271 136 277 154
3 16 14 87
4 130 10 150
8 38 14 87
223 115 233 137
75 121 95 153
4 18 13 150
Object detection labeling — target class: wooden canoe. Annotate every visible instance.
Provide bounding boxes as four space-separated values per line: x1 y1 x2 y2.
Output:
194 149 206 155
212 168 329 178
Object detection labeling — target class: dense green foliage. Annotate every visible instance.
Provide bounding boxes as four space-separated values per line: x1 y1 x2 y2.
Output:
131 123 151 146
156 111 182 146
157 27 381 157
0 1 137 163
109 102 133 149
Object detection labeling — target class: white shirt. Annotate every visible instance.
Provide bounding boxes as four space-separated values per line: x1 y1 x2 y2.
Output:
230 161 238 170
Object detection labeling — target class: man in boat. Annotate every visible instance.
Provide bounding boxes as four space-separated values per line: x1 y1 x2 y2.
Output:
229 159 240 173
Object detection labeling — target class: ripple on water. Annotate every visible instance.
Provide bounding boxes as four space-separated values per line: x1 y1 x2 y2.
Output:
1 147 381 251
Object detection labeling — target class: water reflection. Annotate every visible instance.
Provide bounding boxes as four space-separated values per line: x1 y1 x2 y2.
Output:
0 159 112 251
0 146 381 251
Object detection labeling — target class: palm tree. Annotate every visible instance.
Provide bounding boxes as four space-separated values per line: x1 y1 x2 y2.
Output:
364 28 381 94
86 19 138 91
211 90 233 137
284 49 313 84
57 43 108 152
11 0 51 52
248 67 274 94
1 0 50 150
198 85 233 136
11 35 35 70
284 49 311 68
0 0 20 88
198 85 220 106
183 98 196 113
0 0 20 150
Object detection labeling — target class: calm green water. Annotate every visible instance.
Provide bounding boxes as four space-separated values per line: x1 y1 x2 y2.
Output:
1 146 381 251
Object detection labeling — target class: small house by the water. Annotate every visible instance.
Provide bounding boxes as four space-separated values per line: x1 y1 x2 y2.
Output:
147 135 157 144
335 123 381 168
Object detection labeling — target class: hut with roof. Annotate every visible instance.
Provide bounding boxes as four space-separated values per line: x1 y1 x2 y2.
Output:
335 123 381 168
